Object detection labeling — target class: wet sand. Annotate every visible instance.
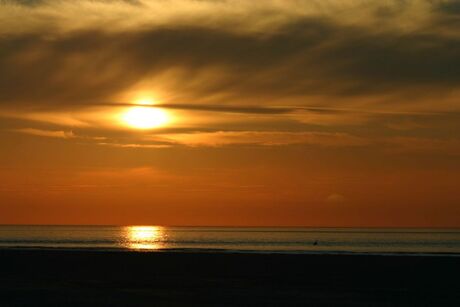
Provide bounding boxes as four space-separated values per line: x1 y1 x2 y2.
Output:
0 249 459 306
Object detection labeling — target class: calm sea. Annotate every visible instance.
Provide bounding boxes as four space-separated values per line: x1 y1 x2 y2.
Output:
0 225 459 255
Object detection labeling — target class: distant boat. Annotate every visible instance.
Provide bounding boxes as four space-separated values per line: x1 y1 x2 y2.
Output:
313 240 318 246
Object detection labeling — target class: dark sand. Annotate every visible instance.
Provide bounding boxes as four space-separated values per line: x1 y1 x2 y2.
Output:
1 250 459 306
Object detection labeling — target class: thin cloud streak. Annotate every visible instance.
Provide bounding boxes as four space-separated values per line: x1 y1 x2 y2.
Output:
14 128 75 139
152 131 370 147
97 143 172 149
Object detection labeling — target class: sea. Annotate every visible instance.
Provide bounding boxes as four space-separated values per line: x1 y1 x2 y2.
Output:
0 225 459 255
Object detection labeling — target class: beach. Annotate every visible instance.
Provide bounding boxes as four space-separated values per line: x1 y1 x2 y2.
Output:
1 249 459 306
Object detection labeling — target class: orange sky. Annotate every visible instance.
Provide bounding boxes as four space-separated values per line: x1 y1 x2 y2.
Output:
0 0 459 226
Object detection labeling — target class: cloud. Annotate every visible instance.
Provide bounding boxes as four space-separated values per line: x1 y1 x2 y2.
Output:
15 128 75 139
75 167 175 184
326 193 346 203
385 137 460 155
153 131 369 147
385 121 425 131
12 127 110 142
97 142 172 149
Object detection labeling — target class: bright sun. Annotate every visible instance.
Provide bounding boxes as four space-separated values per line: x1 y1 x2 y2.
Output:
122 106 169 129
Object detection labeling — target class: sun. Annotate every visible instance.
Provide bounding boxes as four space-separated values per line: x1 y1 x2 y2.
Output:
122 106 169 129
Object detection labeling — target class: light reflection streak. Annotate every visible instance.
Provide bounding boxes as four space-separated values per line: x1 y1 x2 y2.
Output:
123 226 165 250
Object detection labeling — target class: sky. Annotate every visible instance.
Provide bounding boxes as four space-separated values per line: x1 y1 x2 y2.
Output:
0 0 459 226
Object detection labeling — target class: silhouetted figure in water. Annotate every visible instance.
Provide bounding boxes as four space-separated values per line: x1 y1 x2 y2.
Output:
313 240 318 246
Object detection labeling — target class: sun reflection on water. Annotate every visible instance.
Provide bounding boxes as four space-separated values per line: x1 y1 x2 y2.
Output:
123 226 165 250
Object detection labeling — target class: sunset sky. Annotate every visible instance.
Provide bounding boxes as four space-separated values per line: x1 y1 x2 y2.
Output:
1 0 459 226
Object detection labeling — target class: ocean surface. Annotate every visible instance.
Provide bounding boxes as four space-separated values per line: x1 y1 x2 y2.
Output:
0 225 459 255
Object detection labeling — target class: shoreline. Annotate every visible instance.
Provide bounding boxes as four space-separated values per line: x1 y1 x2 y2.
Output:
1 246 460 257
1 249 460 306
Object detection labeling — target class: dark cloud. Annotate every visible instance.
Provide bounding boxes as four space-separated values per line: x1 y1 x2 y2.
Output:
0 32 143 105
5 0 44 5
327 33 460 85
438 1 460 15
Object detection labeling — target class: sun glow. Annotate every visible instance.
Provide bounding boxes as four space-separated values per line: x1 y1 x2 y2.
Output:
135 97 156 105
122 106 169 129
